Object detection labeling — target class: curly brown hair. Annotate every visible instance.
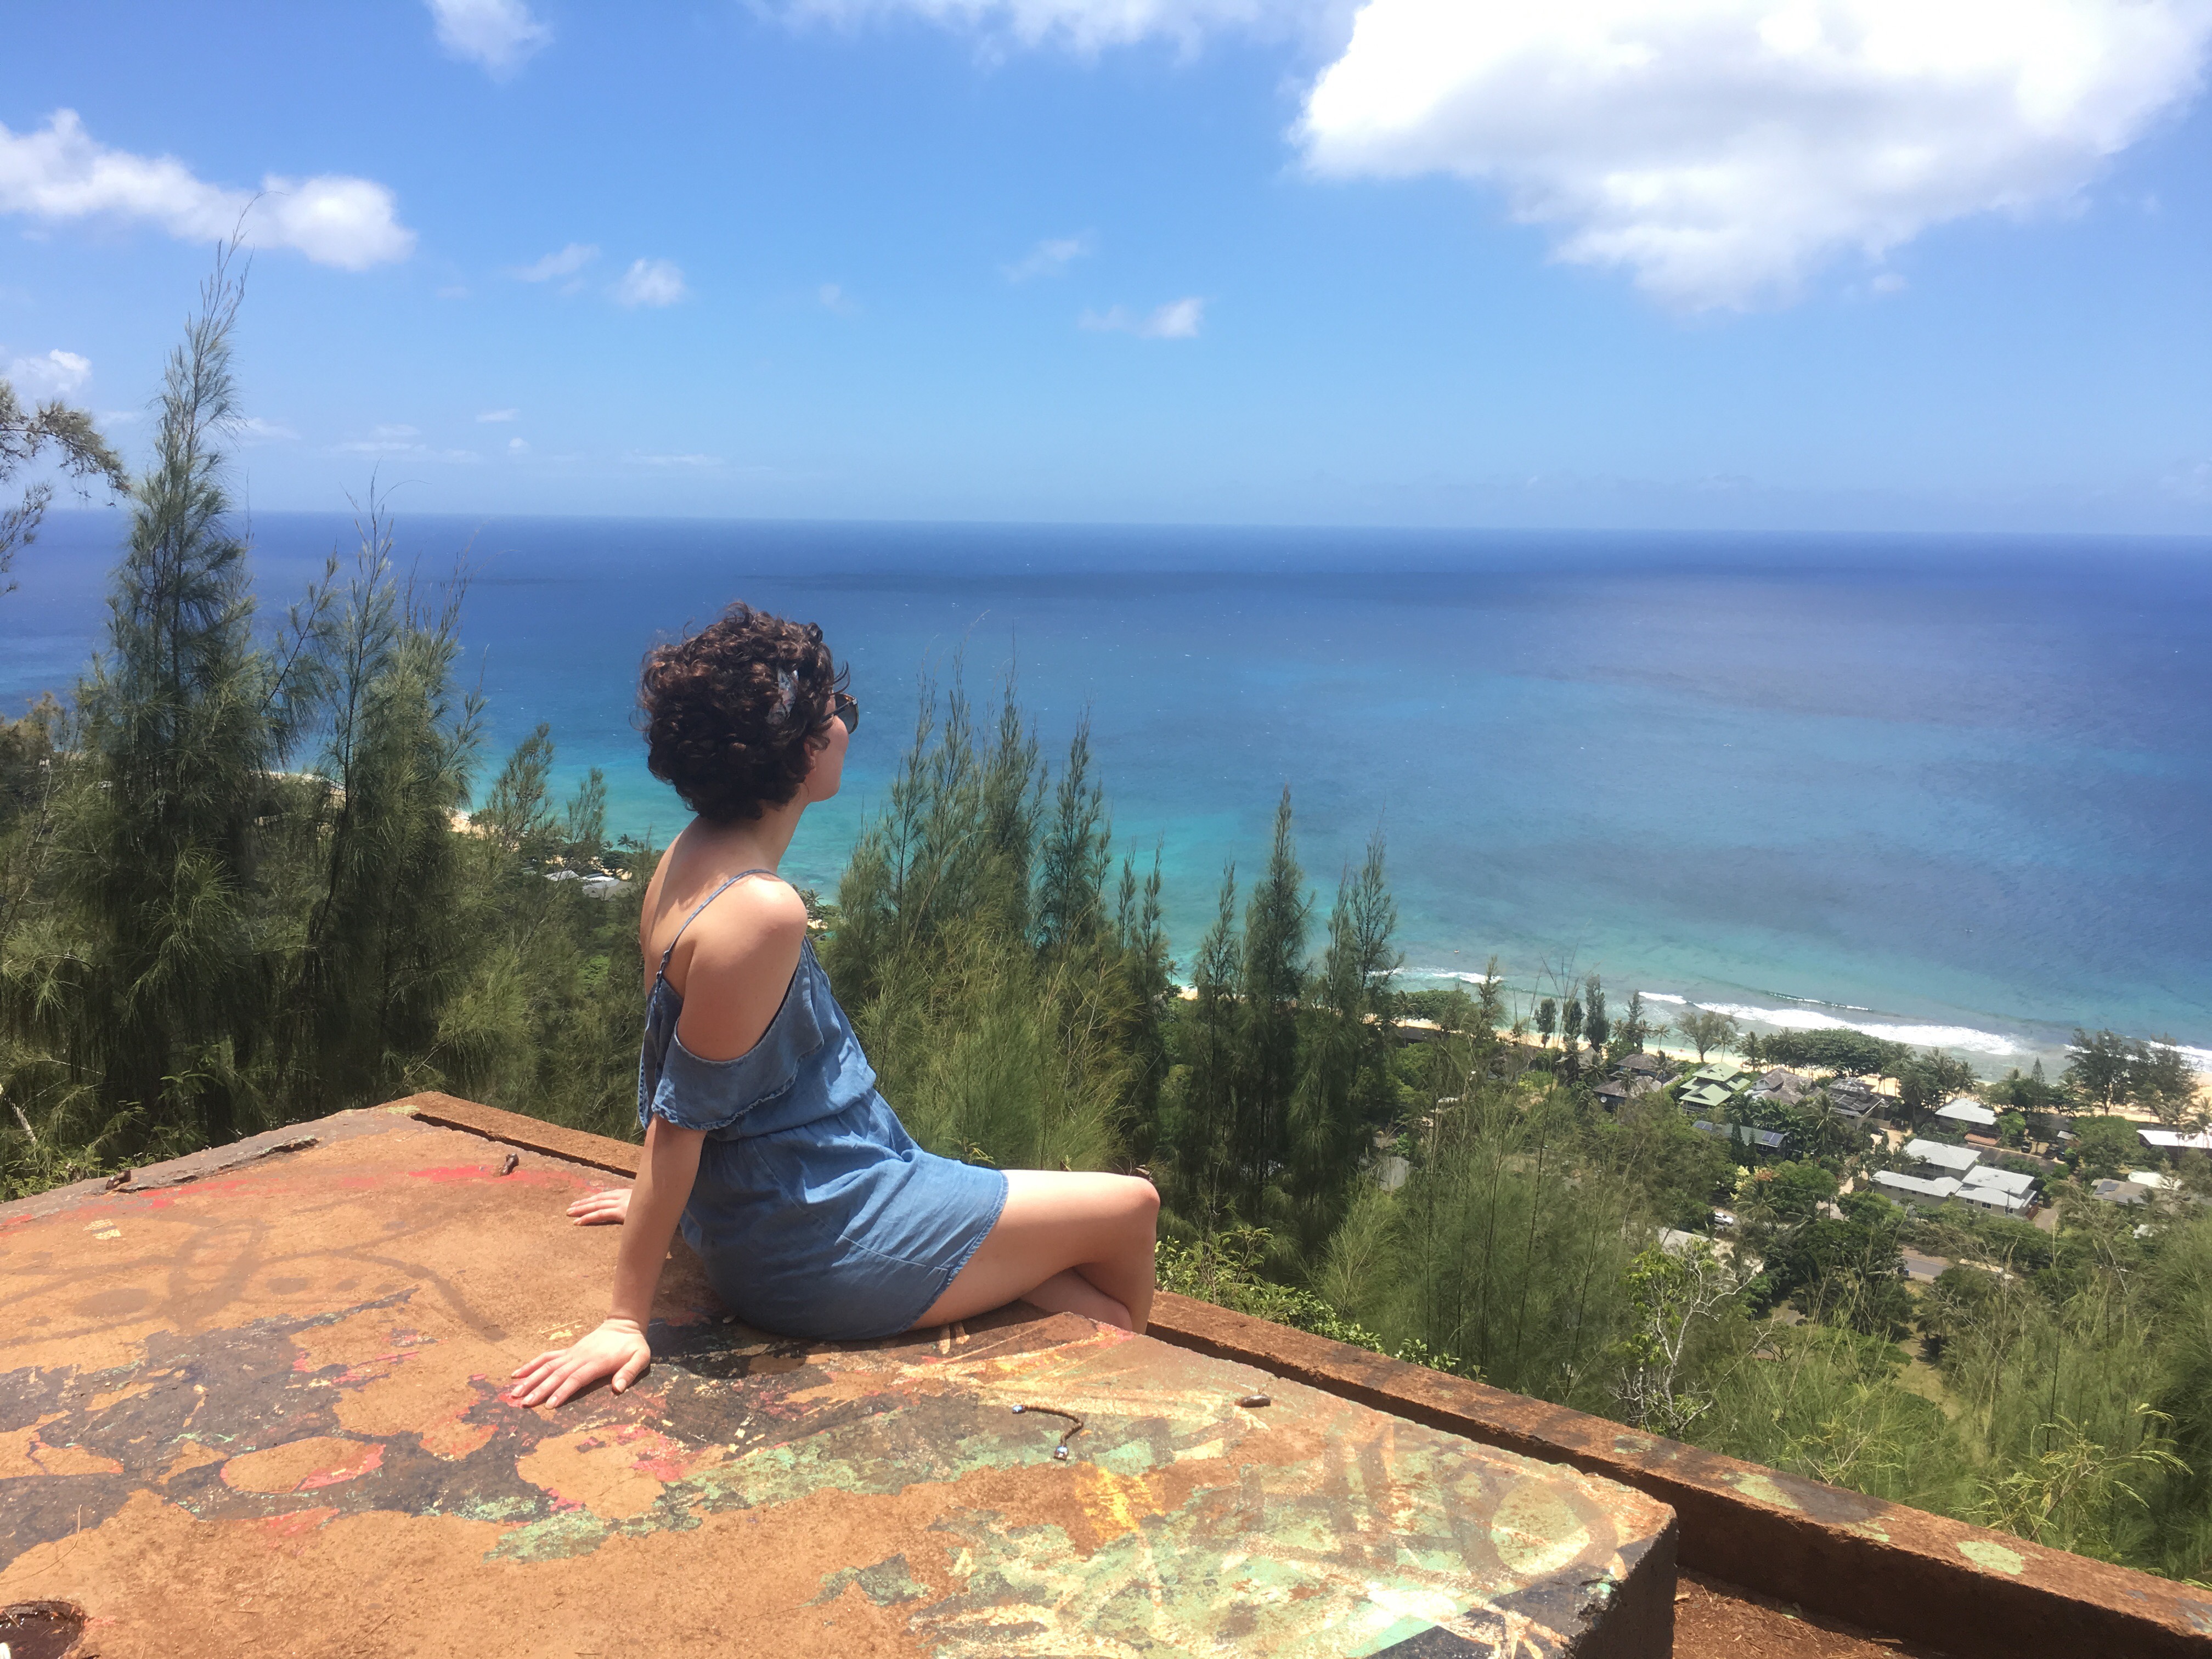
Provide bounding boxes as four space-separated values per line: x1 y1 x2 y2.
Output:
638 603 846 823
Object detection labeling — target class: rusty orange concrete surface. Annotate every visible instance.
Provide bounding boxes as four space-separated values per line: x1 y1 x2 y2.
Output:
1 1107 1677 1658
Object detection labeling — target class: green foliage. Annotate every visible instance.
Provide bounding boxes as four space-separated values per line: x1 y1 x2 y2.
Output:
1613 1239 1743 1436
2 341 129 599
1350 1084 1645 1409
1155 1226 1466 1375
1891 1047 1979 1120
2059 1027 2193 1120
1678 1007 1739 1062
822 670 1157 1177
2068 1116 2143 1182
1754 1028 1906 1076
2066 1028 2135 1111
1 272 653 1178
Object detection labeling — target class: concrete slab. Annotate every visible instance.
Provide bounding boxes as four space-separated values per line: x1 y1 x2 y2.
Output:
1 1108 1676 1658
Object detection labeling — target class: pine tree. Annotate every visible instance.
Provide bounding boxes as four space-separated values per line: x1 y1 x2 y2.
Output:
1286 828 1400 1252
1035 714 1108 955
1163 865 1242 1230
2 362 128 601
41 252 324 1147
1619 989 1650 1054
1114 845 1175 1165
1235 788 1308 1214
280 510 483 1113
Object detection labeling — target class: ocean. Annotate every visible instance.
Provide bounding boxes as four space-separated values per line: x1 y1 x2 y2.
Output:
6 511 2209 1074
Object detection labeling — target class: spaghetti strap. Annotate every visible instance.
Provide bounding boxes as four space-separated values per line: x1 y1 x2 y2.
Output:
656 867 785 973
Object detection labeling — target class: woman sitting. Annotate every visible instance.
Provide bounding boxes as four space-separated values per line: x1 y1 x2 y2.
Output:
508 603 1160 1409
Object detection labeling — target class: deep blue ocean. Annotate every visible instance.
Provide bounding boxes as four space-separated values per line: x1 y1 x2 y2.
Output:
7 512 2209 1073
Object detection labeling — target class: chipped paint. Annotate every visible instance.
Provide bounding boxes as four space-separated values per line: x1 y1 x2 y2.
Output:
1726 1471 1802 1513
1957 1539 2028 1576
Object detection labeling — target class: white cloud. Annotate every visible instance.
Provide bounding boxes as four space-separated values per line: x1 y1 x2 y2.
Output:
507 436 530 455
5 347 92 398
1080 296 1205 337
1299 0 2212 309
1003 233 1094 281
477 407 521 422
626 451 722 467
0 110 414 270
427 0 552 77
818 281 860 314
233 416 299 442
783 0 1322 52
332 423 481 463
510 242 598 282
614 257 689 308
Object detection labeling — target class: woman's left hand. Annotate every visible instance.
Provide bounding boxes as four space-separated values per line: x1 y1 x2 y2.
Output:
567 1187 631 1226
506 1318 652 1408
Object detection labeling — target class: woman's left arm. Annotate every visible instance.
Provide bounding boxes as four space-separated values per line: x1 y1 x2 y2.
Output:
507 1115 705 1408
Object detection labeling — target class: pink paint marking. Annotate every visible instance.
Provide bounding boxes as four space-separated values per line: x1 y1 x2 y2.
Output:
297 1441 386 1489
260 1505 338 1539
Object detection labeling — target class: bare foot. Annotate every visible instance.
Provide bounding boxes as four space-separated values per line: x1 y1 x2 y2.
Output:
567 1187 631 1226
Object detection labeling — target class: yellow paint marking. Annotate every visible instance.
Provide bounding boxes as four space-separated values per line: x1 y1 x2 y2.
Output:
1075 1462 1160 1547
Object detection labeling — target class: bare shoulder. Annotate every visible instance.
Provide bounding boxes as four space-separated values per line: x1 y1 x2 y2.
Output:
692 874 808 951
668 875 807 1038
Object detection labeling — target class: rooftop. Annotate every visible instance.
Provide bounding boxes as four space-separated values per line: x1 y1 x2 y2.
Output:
1905 1138 1983 1173
1935 1100 1999 1127
5 1095 2209 1659
1960 1166 2037 1198
1872 1170 1961 1201
1690 1121 1788 1150
2142 1129 2212 1151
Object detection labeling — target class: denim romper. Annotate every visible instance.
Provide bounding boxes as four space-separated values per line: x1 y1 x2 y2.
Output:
637 869 1009 1341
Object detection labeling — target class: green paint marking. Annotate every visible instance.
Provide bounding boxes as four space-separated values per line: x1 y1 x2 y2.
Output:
1729 1471 1802 1512
1958 1539 2028 1576
1096 1440 1156 1476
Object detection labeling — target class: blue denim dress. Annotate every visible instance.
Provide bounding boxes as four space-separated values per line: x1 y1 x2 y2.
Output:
637 870 1008 1340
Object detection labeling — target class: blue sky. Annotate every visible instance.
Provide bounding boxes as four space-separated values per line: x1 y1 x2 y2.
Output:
5 0 2212 531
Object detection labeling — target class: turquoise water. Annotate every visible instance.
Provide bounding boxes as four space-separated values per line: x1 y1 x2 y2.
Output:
7 512 2209 1071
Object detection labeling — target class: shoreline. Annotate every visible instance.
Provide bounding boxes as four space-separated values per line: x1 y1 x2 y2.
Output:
1388 964 2211 1082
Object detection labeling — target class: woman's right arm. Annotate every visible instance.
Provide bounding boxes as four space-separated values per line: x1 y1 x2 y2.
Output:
507 1115 705 1408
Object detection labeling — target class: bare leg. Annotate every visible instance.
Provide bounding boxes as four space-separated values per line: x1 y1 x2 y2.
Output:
913 1169 1159 1333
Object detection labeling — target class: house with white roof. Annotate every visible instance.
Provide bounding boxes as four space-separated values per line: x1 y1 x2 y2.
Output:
1955 1165 2037 1217
2140 1128 2212 1152
1904 1138 1982 1176
1872 1170 1961 1208
1934 1098 1998 1129
1872 1161 2039 1217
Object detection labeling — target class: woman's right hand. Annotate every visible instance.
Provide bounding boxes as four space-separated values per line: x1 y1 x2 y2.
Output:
506 1317 652 1408
567 1187 631 1226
